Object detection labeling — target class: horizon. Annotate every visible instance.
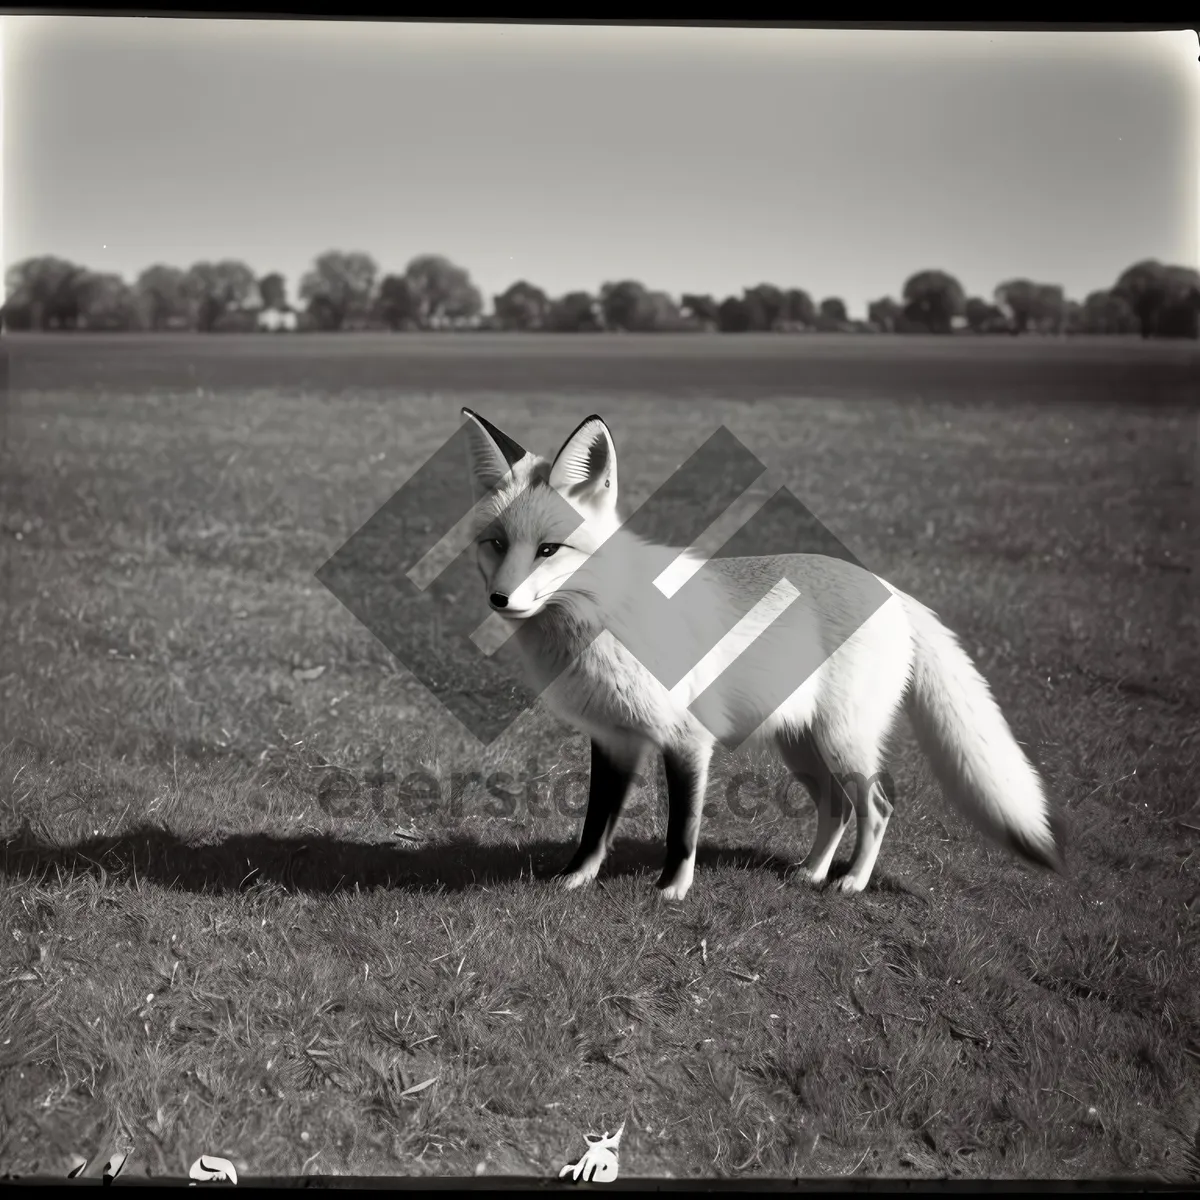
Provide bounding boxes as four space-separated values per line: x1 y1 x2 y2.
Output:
3 21 1198 320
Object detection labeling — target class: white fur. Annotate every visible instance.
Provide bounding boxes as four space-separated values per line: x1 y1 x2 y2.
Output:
901 593 1060 866
460 410 1063 899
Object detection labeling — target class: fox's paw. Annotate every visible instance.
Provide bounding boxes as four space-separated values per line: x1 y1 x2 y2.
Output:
656 860 695 902
831 873 868 895
794 863 830 886
656 878 692 902
558 862 602 891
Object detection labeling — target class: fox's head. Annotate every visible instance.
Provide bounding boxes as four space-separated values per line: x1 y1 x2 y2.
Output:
462 408 621 621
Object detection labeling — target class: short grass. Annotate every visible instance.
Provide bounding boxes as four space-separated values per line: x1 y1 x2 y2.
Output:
1 334 1198 1181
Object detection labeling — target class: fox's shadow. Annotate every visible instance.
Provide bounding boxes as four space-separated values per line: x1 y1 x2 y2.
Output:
0 824 799 896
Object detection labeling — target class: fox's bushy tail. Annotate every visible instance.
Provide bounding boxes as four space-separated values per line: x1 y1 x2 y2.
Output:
901 593 1064 872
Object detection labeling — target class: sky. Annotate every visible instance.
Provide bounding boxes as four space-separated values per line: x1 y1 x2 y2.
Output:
3 20 1198 319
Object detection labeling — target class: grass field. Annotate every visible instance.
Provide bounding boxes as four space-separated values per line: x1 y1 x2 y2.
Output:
2 333 1198 1181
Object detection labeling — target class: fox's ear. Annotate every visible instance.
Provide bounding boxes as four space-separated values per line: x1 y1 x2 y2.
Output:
548 415 617 514
461 408 529 497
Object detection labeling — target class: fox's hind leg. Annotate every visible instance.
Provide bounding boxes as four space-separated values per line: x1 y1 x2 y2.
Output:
558 738 644 891
809 726 894 895
777 730 851 885
658 740 714 902
774 601 909 893
837 771 896 894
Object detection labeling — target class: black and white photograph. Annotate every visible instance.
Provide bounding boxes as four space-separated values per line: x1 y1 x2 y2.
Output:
1 16 1198 1185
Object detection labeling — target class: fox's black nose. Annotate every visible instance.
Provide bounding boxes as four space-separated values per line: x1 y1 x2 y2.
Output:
489 592 509 609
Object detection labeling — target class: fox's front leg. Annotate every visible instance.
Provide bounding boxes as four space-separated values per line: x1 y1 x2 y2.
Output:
658 742 713 902
558 740 641 890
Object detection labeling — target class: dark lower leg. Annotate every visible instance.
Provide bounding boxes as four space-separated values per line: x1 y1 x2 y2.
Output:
559 740 641 883
658 743 711 898
777 730 851 884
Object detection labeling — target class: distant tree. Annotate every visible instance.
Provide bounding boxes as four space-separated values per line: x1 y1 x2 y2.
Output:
596 281 685 332
994 280 1067 335
258 272 288 311
546 291 602 332
185 260 258 333
717 295 754 333
0 295 30 331
680 293 720 327
299 251 378 332
819 297 848 323
1113 259 1168 338
1113 260 1200 339
2 259 39 329
401 254 481 329
78 272 140 331
441 281 485 327
375 274 417 331
782 289 816 329
993 278 1037 335
1062 298 1083 336
1034 283 1066 334
645 291 686 332
1165 265 1200 290
1155 267 1200 339
1154 290 1200 338
50 265 94 329
739 291 770 332
743 284 785 331
965 296 991 333
494 280 550 331
1113 260 1170 339
902 269 966 334
135 264 190 330
1081 289 1137 335
813 296 850 332
964 296 1008 334
892 312 937 335
3 256 92 330
866 296 901 333
305 295 339 332
599 280 651 331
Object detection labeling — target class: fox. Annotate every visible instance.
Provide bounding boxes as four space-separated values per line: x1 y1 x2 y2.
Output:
460 407 1065 901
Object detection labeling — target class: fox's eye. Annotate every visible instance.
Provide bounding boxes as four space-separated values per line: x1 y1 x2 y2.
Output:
484 538 505 553
537 543 561 558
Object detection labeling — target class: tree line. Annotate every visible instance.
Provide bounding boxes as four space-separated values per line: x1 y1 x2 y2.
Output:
3 251 1198 339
